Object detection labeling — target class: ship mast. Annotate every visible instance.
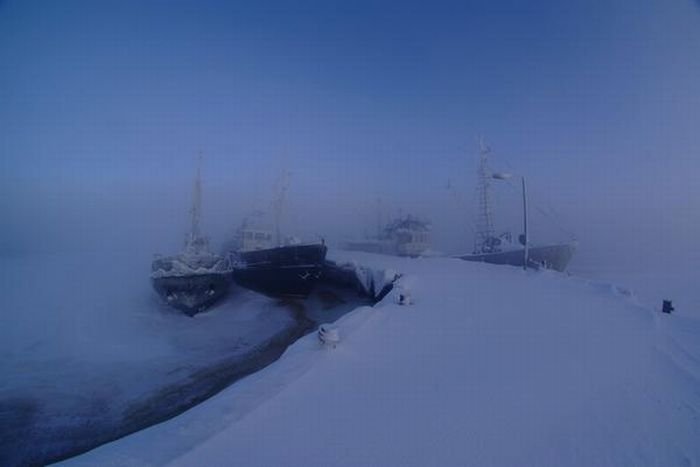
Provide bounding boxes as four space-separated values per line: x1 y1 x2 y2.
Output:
272 170 291 247
474 137 495 253
376 197 383 239
190 152 203 239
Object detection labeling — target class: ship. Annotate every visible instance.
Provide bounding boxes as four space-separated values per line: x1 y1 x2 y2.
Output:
343 215 431 257
232 240 328 299
226 174 327 299
151 157 232 316
456 140 576 272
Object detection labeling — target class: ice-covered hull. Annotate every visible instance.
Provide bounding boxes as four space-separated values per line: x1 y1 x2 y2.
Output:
152 272 231 316
458 243 576 272
233 265 322 299
151 250 232 316
233 243 327 299
151 158 233 316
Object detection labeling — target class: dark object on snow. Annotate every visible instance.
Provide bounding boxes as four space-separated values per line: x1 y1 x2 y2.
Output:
662 300 674 314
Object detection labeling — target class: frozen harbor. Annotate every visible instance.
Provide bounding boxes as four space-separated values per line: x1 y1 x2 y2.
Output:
53 250 700 467
0 251 373 466
3 0 699 464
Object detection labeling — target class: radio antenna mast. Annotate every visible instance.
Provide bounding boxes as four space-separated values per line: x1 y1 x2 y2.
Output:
272 170 291 247
474 136 495 253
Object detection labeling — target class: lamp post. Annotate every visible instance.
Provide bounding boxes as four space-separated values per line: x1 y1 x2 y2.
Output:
492 172 529 270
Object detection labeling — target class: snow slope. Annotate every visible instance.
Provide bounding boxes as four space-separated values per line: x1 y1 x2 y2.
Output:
60 250 700 466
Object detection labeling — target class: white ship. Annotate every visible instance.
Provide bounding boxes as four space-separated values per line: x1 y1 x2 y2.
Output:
457 140 576 272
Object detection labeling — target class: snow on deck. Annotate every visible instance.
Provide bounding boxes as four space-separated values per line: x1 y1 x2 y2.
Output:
61 250 700 467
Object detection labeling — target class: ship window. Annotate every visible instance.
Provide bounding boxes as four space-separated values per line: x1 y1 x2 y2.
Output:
255 232 265 240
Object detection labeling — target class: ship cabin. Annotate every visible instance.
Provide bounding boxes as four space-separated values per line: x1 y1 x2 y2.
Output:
387 217 431 257
237 227 274 252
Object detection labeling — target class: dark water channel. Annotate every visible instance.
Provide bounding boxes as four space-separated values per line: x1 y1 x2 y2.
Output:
0 283 374 467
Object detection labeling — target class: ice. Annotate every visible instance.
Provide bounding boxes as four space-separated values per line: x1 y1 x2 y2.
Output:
57 250 700 467
0 250 299 466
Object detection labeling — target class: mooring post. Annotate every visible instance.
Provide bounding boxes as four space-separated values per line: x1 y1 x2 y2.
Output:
662 300 674 314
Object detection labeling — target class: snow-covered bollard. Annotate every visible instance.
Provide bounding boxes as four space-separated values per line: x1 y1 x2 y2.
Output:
318 324 340 348
394 286 413 306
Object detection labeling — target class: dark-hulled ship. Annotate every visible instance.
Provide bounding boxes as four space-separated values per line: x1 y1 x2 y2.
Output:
457 139 576 272
151 159 232 316
226 174 328 299
232 241 328 299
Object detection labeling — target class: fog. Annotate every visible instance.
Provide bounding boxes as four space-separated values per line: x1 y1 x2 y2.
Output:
1 0 699 304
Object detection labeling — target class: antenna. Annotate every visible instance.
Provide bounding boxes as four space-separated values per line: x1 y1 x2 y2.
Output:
478 134 491 156
376 197 383 239
474 137 495 253
190 151 203 238
271 170 291 246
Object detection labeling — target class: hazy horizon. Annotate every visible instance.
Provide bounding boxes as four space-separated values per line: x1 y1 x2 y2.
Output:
2 0 699 275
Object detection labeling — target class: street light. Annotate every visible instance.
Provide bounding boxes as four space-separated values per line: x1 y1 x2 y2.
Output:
491 172 529 270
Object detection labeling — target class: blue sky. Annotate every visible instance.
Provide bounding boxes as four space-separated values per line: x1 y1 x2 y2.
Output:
1 0 699 264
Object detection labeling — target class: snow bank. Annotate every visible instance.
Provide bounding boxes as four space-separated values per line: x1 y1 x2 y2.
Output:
60 250 700 467
570 249 700 318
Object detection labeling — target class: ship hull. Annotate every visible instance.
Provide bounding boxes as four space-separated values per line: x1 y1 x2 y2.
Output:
233 243 328 299
458 243 576 272
152 272 231 316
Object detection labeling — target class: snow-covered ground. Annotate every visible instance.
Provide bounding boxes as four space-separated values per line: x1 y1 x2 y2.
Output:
571 263 700 319
57 250 700 467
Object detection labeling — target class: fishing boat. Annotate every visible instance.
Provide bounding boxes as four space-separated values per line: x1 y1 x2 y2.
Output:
232 238 328 299
343 215 431 257
227 174 327 299
457 140 576 272
151 157 232 315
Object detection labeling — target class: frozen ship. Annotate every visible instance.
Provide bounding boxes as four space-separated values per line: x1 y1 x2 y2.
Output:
343 215 431 257
151 158 232 316
226 174 327 299
230 222 327 299
457 140 576 272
